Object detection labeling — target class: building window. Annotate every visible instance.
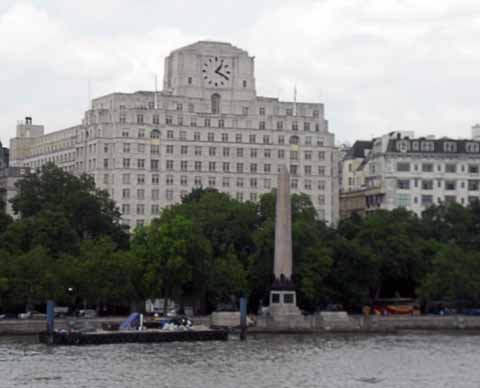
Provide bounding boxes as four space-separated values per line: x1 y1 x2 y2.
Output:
250 163 257 173
242 80 247 88
123 143 130 153
211 93 221 114
264 149 271 158
209 147 216 157
194 176 202 186
151 159 160 170
235 134 242 143
122 204 130 215
137 189 145 200
166 145 174 154
122 173 130 184
264 163 271 173
236 178 244 187
180 176 188 186
249 134 256 144
153 115 159 125
304 165 312 175
205 118 211 127
468 165 479 174
278 150 285 159
290 151 298 160
237 148 244 157
468 180 480 191
122 188 130 199
152 174 159 184
181 145 188 155
137 114 144 124
218 119 225 128
152 189 160 200
209 161 216 172
259 121 266 130
289 135 299 145
237 163 244 173
222 177 230 187
242 106 249 115
422 180 433 190
195 146 202 156
421 194 433 205
208 176 216 187
304 122 310 131
422 163 434 172
138 129 145 138
194 132 200 141
181 160 188 171
277 121 284 130
444 142 457 152
445 180 456 191
167 130 174 139
395 194 411 208
195 161 202 171
286 108 293 116
137 159 145 169
223 162 230 172
208 132 215 142
137 174 145 185
397 179 410 189
397 162 410 172
120 115 126 124
191 118 197 127
166 190 174 201
123 158 130 168
445 164 457 173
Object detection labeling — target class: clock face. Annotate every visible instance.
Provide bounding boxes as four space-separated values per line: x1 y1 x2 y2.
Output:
202 56 231 87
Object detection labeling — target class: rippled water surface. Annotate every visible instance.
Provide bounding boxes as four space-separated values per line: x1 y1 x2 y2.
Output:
1 333 479 387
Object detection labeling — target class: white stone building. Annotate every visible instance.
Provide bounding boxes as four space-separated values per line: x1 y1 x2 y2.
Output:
359 131 480 216
9 41 339 228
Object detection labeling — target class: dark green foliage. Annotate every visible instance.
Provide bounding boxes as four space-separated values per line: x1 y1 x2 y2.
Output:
2 167 480 313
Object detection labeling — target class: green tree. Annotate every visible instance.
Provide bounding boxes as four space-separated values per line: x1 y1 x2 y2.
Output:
11 163 128 250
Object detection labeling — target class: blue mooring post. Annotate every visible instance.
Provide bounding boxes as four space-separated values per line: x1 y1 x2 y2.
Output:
240 297 247 341
47 300 55 345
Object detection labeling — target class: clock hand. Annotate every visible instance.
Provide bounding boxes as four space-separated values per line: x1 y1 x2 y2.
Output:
215 64 223 73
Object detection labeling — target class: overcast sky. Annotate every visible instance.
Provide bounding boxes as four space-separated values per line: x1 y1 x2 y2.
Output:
1 0 480 147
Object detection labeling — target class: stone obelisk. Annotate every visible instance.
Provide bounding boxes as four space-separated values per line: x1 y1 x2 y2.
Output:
273 165 293 284
270 165 301 317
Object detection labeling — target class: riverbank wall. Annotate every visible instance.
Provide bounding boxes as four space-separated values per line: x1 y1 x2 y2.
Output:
254 314 480 333
2 314 480 336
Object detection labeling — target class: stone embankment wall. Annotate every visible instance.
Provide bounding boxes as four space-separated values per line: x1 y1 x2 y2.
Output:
255 313 480 333
0 317 125 336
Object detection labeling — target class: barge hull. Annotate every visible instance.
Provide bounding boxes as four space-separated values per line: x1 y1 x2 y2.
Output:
39 330 228 346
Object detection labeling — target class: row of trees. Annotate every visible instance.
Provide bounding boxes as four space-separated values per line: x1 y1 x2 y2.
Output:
1 163 480 314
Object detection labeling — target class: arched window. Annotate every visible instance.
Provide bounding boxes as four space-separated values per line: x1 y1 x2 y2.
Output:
289 135 300 145
150 129 161 139
211 93 221 114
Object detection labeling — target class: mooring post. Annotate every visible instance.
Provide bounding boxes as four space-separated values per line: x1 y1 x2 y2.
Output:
240 297 247 341
46 300 55 345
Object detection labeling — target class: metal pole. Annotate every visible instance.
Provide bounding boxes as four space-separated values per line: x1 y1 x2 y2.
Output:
46 300 55 345
240 297 247 341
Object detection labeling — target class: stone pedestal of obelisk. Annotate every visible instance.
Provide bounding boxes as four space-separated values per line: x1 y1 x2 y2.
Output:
269 165 302 317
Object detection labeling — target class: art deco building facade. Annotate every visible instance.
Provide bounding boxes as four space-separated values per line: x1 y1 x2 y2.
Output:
10 41 339 228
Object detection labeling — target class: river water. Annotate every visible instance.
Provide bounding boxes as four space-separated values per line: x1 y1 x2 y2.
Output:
0 333 479 387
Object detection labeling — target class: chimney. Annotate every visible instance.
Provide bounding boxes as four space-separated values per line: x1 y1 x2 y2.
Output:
25 117 32 125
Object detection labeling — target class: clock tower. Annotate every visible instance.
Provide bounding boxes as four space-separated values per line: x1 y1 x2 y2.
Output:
163 41 257 102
